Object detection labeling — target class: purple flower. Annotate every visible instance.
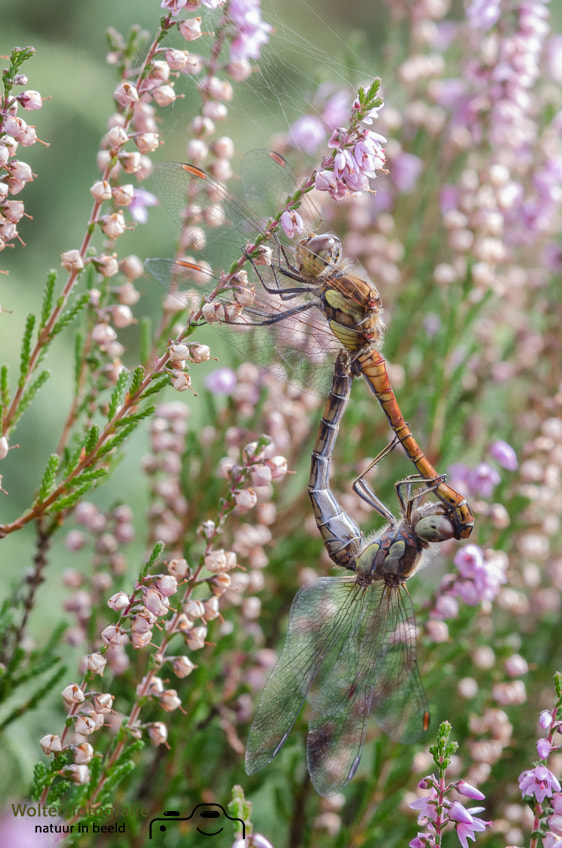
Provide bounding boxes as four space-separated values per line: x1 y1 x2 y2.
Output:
280 209 304 239
540 710 554 730
450 804 491 848
229 0 272 62
519 766 562 803
466 0 502 32
452 545 507 605
129 188 158 224
289 115 326 154
488 440 518 471
466 462 501 498
537 738 552 760
391 152 423 194
457 781 486 801
204 367 237 395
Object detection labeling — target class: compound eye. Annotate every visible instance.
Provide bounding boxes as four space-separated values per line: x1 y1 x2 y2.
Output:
305 233 342 266
416 514 455 543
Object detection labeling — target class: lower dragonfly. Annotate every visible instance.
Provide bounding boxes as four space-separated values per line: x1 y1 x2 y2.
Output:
147 150 473 540
245 354 455 796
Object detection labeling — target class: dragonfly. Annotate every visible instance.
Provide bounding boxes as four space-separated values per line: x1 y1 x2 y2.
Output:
146 149 473 540
245 353 455 796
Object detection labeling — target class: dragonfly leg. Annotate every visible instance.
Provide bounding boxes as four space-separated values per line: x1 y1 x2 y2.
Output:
351 437 401 521
242 300 317 326
243 248 315 300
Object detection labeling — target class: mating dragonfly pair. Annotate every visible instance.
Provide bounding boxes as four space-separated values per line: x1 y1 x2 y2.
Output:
147 150 474 795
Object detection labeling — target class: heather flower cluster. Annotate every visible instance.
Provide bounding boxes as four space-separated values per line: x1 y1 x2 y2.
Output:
410 722 492 848
0 47 43 261
0 0 562 845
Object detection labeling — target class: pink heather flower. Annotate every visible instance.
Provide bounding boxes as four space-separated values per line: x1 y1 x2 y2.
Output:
280 209 304 239
466 0 502 31
452 545 507 605
457 781 486 801
391 152 423 194
488 439 518 471
322 89 352 129
289 115 327 154
519 766 561 803
129 187 158 224
204 367 237 395
544 833 562 848
229 0 272 62
537 738 551 759
450 804 491 848
540 710 554 730
466 462 501 498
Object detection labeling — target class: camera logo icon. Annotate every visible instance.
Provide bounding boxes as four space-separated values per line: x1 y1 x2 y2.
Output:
149 803 246 840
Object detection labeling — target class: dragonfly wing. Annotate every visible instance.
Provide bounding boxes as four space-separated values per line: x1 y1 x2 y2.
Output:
305 580 386 795
245 576 357 775
306 582 428 794
366 586 429 743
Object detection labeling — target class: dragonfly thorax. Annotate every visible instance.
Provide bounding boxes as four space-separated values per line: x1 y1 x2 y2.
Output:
355 526 424 585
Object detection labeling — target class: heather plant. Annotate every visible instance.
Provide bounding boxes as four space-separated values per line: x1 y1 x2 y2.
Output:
0 1 561 848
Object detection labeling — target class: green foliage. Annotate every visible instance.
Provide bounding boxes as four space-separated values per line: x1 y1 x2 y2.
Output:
40 273 57 329
37 453 61 501
18 313 36 388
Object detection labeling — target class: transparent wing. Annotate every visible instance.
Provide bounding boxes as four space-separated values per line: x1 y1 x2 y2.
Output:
148 155 342 394
245 576 360 775
306 582 428 795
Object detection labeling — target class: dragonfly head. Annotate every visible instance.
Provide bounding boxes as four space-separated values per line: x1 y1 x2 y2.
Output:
297 233 342 279
414 512 455 543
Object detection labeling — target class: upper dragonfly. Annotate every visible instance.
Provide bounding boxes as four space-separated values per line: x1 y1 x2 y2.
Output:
146 149 473 539
245 353 455 796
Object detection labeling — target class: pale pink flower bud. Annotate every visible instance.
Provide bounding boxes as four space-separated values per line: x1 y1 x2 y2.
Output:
111 304 135 327
211 572 231 595
112 184 134 206
172 656 196 677
135 133 160 154
100 210 126 238
227 58 252 81
212 136 234 159
19 90 43 110
114 81 139 107
251 465 272 487
132 630 153 649
73 742 94 764
0 437 9 460
40 734 62 754
171 370 192 392
191 115 215 136
153 85 176 107
106 125 129 148
160 689 182 711
184 599 205 618
84 652 107 676
505 654 528 677
61 249 84 273
2 200 25 222
179 17 203 40
92 693 114 714
64 764 90 784
169 342 190 363
242 597 261 619
120 255 144 282
168 558 189 578
92 323 118 346
203 597 220 621
107 591 130 612
266 455 288 480
539 710 554 730
456 780 486 800
90 180 112 202
148 60 170 83
119 151 142 173
165 48 191 71
235 488 258 513
188 343 210 362
101 624 127 646
156 574 178 597
186 626 207 650
144 588 169 616
62 684 86 708
9 160 33 183
147 722 168 746
426 619 449 642
93 253 119 278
